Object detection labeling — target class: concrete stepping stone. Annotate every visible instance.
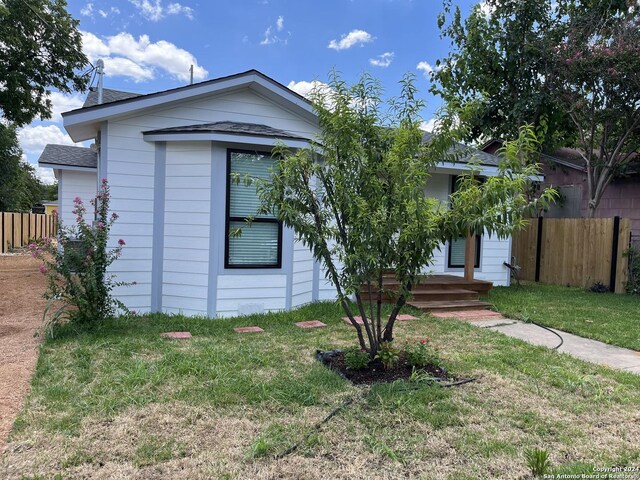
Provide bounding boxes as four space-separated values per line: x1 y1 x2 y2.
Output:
234 326 264 333
160 331 192 339
397 314 418 321
295 320 327 329
342 316 364 325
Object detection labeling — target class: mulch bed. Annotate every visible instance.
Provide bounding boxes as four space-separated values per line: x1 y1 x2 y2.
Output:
317 350 448 385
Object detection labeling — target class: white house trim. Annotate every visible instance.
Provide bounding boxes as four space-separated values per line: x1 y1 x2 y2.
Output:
39 163 97 172
151 142 166 313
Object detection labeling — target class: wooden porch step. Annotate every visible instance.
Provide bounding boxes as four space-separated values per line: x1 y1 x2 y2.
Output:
407 299 493 312
409 288 479 302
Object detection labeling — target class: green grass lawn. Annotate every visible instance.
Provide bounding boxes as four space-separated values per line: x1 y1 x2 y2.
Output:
2 302 639 479
487 282 640 351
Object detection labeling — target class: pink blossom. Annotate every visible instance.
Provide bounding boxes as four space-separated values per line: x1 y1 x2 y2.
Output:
73 197 83 204
101 178 107 184
28 243 37 250
111 212 119 221
38 265 47 274
130 310 137 315
118 239 125 246
96 221 105 229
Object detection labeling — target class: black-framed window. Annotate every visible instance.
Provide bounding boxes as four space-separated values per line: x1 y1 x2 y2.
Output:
225 149 282 268
448 175 481 269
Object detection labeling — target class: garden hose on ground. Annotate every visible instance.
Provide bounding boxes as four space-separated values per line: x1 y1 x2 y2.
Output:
274 376 477 459
529 321 564 350
479 315 565 351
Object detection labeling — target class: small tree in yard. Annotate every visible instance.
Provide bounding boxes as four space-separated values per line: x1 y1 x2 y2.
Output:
256 72 555 358
31 179 132 333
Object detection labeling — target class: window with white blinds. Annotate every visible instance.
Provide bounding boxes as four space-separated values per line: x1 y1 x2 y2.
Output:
225 150 282 268
448 175 481 268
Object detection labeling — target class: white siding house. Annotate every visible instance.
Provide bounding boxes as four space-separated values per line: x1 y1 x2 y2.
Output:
39 69 511 318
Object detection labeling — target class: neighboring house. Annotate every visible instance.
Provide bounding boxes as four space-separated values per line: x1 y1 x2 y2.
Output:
38 69 510 318
42 201 58 216
482 139 640 236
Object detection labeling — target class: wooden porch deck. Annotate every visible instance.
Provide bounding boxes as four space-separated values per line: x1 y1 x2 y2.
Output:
361 274 493 313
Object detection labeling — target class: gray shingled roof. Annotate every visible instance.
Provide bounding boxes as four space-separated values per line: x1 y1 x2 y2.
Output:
38 144 97 169
83 88 141 108
143 121 311 141
421 131 500 167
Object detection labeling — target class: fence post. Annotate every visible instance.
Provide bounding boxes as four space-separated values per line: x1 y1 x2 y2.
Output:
534 216 544 282
609 216 621 292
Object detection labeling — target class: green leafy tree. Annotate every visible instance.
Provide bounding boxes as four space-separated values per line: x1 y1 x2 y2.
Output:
0 0 88 126
547 3 640 216
255 72 554 358
0 124 45 211
433 0 640 216
432 0 566 145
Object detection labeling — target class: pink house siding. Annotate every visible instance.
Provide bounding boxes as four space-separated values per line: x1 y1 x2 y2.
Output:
542 164 640 236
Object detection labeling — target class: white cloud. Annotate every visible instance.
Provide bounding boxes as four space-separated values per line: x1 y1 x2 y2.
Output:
129 0 193 21
420 118 438 132
478 1 495 17
167 2 194 19
369 51 394 68
81 31 207 82
328 29 374 51
48 92 85 122
417 61 434 76
129 0 163 20
101 57 155 82
80 2 93 16
82 3 120 18
18 125 76 155
261 16 288 45
36 165 57 185
287 80 331 99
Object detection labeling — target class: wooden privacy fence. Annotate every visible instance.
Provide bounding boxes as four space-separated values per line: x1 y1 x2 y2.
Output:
1 212 58 254
511 217 631 293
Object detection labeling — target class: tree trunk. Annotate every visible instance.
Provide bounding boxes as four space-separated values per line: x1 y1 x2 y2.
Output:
464 229 475 280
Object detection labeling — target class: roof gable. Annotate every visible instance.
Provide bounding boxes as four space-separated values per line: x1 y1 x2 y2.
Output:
64 70 315 142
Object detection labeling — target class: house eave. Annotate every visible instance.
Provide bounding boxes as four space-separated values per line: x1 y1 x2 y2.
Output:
38 162 98 173
142 132 311 149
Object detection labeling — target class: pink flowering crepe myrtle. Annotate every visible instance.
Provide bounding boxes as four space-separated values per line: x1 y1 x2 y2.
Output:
30 179 136 328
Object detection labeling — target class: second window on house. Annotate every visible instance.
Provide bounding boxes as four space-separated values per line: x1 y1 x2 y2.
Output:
225 149 282 268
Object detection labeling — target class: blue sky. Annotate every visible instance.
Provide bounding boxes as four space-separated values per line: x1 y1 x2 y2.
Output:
20 0 479 183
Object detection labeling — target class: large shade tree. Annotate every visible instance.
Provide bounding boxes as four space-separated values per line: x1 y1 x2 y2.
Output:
432 0 640 216
0 0 88 126
0 0 86 211
255 72 554 357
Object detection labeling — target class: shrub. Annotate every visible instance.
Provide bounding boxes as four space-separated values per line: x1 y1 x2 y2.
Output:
624 245 640 295
404 338 438 367
375 341 400 370
31 179 132 332
344 347 370 370
589 281 609 293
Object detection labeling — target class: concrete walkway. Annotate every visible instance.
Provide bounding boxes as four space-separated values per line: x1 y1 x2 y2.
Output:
433 310 640 374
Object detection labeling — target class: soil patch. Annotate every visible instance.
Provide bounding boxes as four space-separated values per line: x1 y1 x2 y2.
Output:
0 253 47 454
318 350 447 385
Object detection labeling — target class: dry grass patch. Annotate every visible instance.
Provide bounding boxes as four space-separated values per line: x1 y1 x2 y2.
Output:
2 302 639 479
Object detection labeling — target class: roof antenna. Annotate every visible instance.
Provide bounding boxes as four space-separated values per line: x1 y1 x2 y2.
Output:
189 64 194 85
96 59 105 104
